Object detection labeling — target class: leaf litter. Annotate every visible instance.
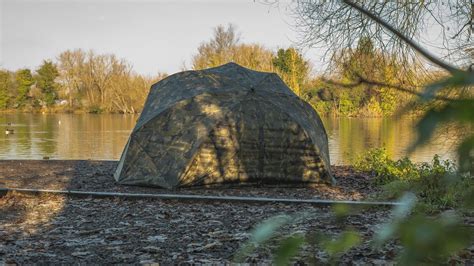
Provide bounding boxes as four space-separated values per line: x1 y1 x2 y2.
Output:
0 160 472 264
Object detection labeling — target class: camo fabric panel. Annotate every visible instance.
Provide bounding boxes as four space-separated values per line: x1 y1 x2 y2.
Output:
180 94 328 187
136 63 293 130
116 92 248 188
254 91 332 178
115 62 334 188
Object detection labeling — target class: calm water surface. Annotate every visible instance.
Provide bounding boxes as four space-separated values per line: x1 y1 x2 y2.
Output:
0 113 460 165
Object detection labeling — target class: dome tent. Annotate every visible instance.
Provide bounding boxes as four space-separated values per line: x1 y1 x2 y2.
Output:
114 63 335 188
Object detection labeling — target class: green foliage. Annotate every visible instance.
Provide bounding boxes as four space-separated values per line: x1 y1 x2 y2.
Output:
272 48 310 96
321 231 361 257
355 148 472 212
337 91 358 115
379 87 397 115
234 211 363 264
374 193 472 265
396 214 471 265
407 70 474 180
88 106 103 114
273 234 305 266
373 193 417 245
354 148 419 185
458 135 474 173
309 100 333 115
36 60 60 106
364 96 383 116
234 214 293 263
15 69 34 107
301 37 421 117
0 70 12 109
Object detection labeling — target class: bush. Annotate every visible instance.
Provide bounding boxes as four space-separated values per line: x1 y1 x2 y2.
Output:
88 106 103 114
354 148 472 212
354 148 419 184
309 100 333 115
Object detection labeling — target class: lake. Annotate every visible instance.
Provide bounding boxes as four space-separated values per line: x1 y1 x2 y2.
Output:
0 113 460 165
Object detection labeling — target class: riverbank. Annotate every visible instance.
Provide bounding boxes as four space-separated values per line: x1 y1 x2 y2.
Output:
0 161 471 264
0 108 121 114
1 108 425 117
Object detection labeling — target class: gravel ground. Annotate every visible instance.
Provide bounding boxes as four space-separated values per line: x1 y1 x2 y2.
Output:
0 160 378 200
1 193 397 264
0 160 471 264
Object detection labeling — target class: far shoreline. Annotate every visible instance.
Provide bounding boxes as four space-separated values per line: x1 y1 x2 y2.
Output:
0 109 425 118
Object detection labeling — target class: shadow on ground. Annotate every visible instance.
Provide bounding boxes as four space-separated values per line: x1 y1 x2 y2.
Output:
0 160 396 264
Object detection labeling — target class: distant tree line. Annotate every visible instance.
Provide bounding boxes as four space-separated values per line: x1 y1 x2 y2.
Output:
191 24 445 117
0 50 164 113
0 24 454 116
191 24 310 98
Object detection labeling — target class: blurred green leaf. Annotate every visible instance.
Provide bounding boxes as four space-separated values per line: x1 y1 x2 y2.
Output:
457 135 474 173
392 193 417 218
251 215 291 244
464 188 474 209
274 234 305 266
332 203 351 222
397 214 472 264
422 71 474 101
374 193 417 245
411 99 474 151
323 231 361 256
234 215 292 262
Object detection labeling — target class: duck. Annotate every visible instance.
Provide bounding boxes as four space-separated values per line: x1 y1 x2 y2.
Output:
5 128 14 135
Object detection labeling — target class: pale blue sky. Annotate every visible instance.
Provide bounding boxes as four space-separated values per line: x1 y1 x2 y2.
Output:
0 0 313 75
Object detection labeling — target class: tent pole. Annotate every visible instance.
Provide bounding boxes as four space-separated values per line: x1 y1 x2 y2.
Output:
0 187 402 207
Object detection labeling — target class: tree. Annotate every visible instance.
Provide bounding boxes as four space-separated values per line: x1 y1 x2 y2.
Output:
0 70 13 109
192 24 275 72
56 49 161 113
15 69 34 107
272 47 310 96
293 0 473 70
192 24 240 69
57 49 86 108
332 37 411 115
287 0 473 209
36 60 60 107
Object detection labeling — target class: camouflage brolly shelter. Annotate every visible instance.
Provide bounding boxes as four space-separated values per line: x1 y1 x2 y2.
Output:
115 63 335 188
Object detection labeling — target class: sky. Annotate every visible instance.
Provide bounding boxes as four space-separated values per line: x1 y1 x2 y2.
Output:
0 0 312 76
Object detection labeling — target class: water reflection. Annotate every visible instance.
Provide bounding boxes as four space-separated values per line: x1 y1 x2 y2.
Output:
323 117 460 165
0 114 137 160
0 114 460 165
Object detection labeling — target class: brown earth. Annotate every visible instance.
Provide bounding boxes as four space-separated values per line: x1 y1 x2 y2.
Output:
0 160 377 200
0 160 471 264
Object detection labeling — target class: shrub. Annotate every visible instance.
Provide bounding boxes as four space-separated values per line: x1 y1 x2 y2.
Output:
354 148 472 211
88 106 103 114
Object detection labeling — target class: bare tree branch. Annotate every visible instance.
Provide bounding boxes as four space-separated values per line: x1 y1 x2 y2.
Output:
321 74 460 102
342 0 466 74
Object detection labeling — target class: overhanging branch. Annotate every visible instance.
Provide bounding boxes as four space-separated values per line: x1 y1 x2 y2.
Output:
321 75 460 102
342 0 466 74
